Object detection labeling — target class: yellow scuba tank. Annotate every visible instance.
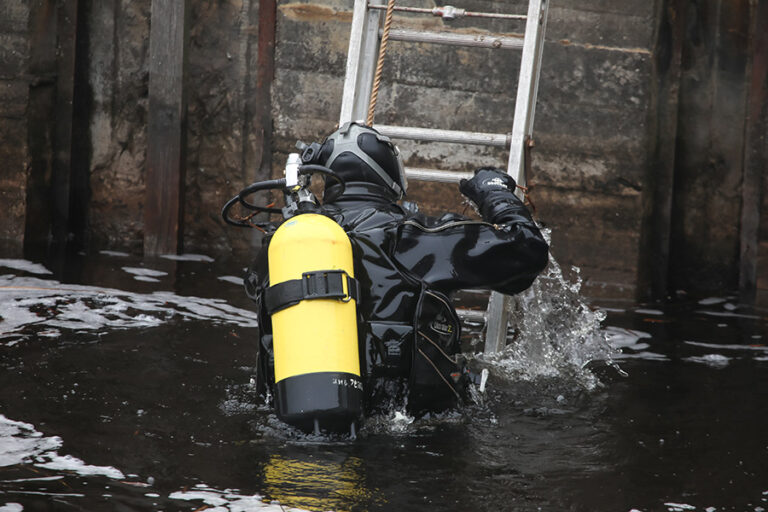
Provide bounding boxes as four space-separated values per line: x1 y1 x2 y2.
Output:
266 213 362 434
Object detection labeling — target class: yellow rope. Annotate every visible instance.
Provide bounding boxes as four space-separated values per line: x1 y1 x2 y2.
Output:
366 0 396 126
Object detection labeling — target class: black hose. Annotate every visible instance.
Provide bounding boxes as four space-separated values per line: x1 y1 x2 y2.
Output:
222 178 285 228
222 167 345 228
298 164 345 198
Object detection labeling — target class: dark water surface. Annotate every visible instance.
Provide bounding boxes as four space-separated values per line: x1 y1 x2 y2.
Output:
1 254 767 512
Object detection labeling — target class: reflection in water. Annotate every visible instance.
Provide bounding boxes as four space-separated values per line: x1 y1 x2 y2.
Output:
261 453 380 512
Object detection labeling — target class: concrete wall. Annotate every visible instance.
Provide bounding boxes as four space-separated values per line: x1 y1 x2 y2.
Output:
272 0 655 298
1 0 766 301
82 0 264 255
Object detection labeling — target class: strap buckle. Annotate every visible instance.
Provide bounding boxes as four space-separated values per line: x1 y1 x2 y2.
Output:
302 270 355 302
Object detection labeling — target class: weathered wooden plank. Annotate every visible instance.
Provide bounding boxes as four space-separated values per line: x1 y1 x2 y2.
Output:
144 0 190 255
50 0 79 252
255 0 276 177
739 0 768 302
637 0 687 301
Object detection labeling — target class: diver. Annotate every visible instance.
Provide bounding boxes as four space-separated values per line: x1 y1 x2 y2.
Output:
239 122 549 432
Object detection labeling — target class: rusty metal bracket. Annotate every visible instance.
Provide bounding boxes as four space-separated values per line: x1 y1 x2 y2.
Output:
522 135 536 213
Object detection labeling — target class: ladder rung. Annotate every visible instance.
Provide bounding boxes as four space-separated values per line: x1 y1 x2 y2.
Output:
374 125 510 147
405 167 473 183
456 308 487 321
367 4 527 21
385 28 524 50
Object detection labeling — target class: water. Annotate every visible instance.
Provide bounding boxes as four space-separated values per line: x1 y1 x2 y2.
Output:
1 254 767 511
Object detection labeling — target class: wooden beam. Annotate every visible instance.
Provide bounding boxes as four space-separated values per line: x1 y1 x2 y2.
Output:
144 0 189 256
24 0 58 259
739 0 768 302
255 0 276 178
637 0 687 301
50 0 79 252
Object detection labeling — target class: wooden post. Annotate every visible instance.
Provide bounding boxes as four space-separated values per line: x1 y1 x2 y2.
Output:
144 0 189 256
739 0 768 302
254 0 277 179
50 0 79 252
637 0 687 301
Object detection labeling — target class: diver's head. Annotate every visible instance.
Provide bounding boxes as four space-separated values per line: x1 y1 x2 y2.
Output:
299 122 406 201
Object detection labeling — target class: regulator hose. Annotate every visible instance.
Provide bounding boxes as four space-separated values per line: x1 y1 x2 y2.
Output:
222 178 285 228
299 164 345 203
221 166 345 229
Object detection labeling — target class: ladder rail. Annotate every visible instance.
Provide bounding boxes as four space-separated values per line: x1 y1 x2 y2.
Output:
341 0 386 124
507 0 549 190
485 0 549 355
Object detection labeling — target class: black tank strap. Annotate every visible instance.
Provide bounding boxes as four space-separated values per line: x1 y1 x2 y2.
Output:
265 270 360 315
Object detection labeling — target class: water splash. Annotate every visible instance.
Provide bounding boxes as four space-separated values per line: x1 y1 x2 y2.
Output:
480 231 622 390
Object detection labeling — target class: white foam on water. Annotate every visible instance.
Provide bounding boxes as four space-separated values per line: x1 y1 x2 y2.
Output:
218 275 245 285
160 253 215 262
0 415 124 479
0 274 258 339
169 483 309 512
0 259 52 275
0 504 23 512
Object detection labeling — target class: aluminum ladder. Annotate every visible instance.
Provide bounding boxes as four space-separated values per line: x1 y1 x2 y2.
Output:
339 0 550 354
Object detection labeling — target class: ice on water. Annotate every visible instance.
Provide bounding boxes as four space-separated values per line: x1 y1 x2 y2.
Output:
0 274 258 342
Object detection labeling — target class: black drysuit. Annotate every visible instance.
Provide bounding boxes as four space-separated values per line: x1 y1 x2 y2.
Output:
246 179 549 415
